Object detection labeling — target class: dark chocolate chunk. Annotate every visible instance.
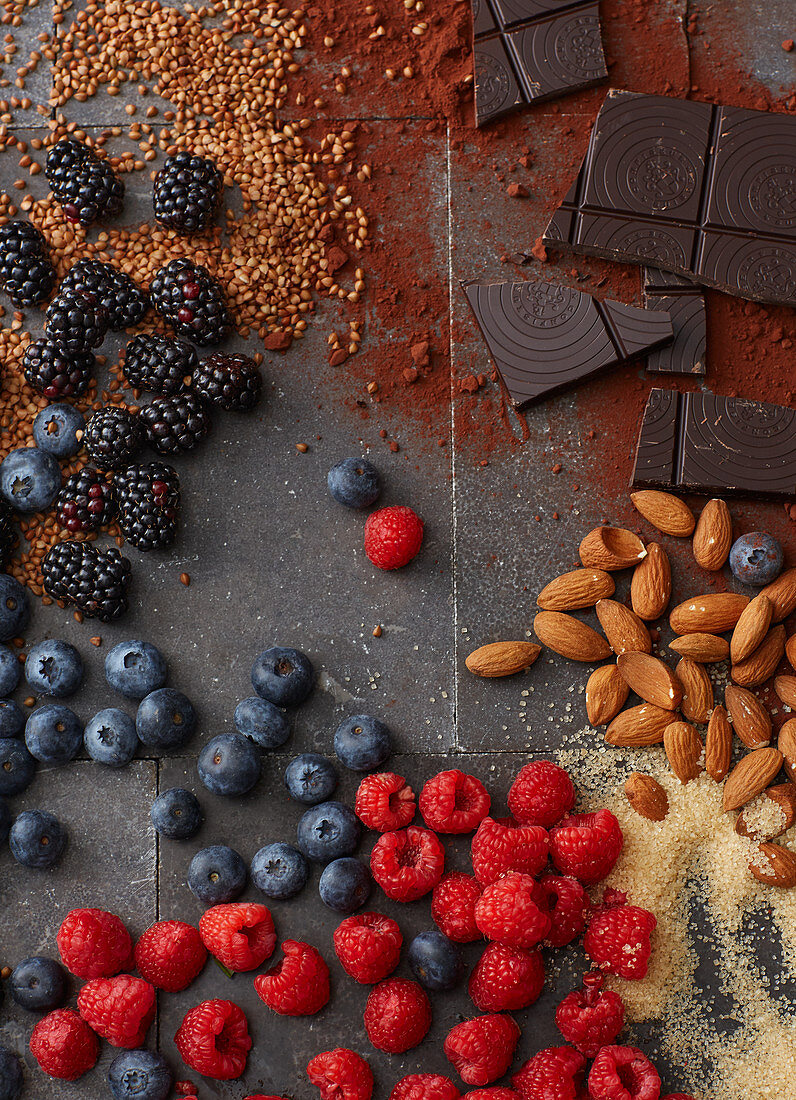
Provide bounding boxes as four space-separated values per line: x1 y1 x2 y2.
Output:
642 267 706 375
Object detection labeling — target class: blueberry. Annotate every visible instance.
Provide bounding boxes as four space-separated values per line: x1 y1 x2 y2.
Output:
327 457 381 508
319 857 371 914
334 714 392 771
0 447 61 514
25 704 82 765
729 532 784 587
0 737 35 796
0 575 30 641
0 644 20 697
150 787 203 840
105 640 167 699
10 956 67 1012
32 404 85 458
9 809 67 869
0 1047 23 1100
284 753 338 805
251 841 309 899
84 708 138 767
234 695 290 749
108 1049 172 1100
188 844 246 903
0 796 9 845
0 700 24 738
251 646 314 707
407 930 464 991
198 732 261 797
136 688 195 751
25 639 83 698
297 801 360 864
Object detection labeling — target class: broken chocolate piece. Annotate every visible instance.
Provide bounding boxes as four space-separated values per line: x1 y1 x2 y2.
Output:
642 267 706 375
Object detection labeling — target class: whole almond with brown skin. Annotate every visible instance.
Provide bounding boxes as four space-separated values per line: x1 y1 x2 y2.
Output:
616 651 683 711
625 772 669 821
774 674 796 710
465 641 541 678
533 612 611 663
579 527 646 571
536 569 615 612
664 720 703 783
595 599 652 655
605 703 676 746
735 783 796 841
722 747 783 812
630 543 671 622
724 685 772 748
748 843 796 888
630 490 695 537
668 633 730 663
585 664 629 726
786 633 796 671
730 594 773 664
731 624 786 687
691 498 732 571
759 567 796 623
779 719 796 783
705 704 732 781
670 592 749 635
676 657 713 723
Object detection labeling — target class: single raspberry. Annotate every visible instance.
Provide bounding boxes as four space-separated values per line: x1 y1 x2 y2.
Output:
432 871 482 942
461 1090 521 1100
198 902 276 972
307 1049 373 1100
549 809 623 885
363 977 431 1053
474 872 552 949
29 1008 99 1080
364 505 424 569
419 770 491 833
444 1015 521 1087
333 911 402 983
134 920 207 992
583 889 657 981
587 1046 661 1100
507 762 576 828
389 1074 461 1100
536 875 590 948
57 907 133 979
77 974 156 1048
471 817 549 886
370 826 445 902
356 772 416 832
555 972 624 1057
254 939 330 1015
174 999 251 1079
468 942 545 1012
512 1047 586 1100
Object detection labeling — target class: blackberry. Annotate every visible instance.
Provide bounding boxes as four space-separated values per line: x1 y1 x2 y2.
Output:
193 352 262 411
0 221 56 306
0 500 16 565
42 539 132 621
84 406 143 469
56 468 117 535
139 391 210 455
23 338 96 399
153 152 223 235
59 259 148 330
114 463 180 551
122 333 196 395
45 289 109 354
149 258 231 346
45 138 124 226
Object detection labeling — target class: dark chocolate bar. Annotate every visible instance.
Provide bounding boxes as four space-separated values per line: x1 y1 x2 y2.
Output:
463 279 673 407
471 0 607 127
642 267 706 375
543 89 796 307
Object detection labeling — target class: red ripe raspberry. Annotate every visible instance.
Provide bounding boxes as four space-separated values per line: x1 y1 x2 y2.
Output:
134 920 207 992
419 770 491 834
461 1090 521 1100
57 907 133 979
555 972 624 1057
536 875 590 948
468 942 544 1012
507 762 575 828
364 977 431 1053
29 1008 99 1080
254 939 330 1015
512 1046 586 1100
198 902 276 972
444 1014 521 1087
432 871 482 943
584 889 657 981
471 817 549 886
356 773 416 832
389 1074 461 1100
588 1046 661 1100
333 911 402 983
549 809 623 885
365 506 424 570
474 872 551 949
175 999 251 1079
370 826 445 901
77 974 156 1048
308 1049 373 1100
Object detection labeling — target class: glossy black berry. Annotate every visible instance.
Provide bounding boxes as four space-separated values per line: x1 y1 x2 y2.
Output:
193 353 262 411
153 152 223 235
0 220 56 306
41 539 132 621
59 259 148 330
113 462 180 551
56 468 116 535
84 406 143 469
23 338 96 400
139 391 210 455
45 138 124 226
149 258 231 345
45 289 109 354
122 333 196 395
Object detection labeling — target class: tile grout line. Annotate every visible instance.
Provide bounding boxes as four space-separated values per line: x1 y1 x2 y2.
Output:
444 117 460 755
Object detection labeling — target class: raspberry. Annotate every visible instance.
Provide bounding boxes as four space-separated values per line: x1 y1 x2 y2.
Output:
549 809 623 885
555 972 624 1057
29 1008 99 1080
174 999 251 1079
370 826 445 901
333 911 402 983
444 1015 521 1087
587 1046 661 1100
536 875 590 948
363 977 431 1053
419 770 491 833
468 942 545 1012
432 871 482 942
134 919 207 992
512 1047 586 1100
356 773 416 832
471 817 549 886
57 907 133 979
77 974 156 1048
474 872 552 949
389 1074 461 1100
507 762 575 828
461 1091 521 1100
364 505 424 569
308 1049 373 1100
254 940 330 1015
198 902 276 972
583 889 657 981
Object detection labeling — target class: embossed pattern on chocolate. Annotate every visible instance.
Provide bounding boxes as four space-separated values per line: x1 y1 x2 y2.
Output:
642 267 706 375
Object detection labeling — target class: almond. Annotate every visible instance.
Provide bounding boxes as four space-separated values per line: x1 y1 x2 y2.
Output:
595 599 651 655
705 704 732 781
616 651 682 710
630 543 671 621
669 592 749 635
759 567 796 623
585 664 629 726
630 489 695 537
668 633 730 663
735 783 796 842
605 703 676 747
779 718 796 784
664 720 703 783
675 657 713 723
730 594 773 664
774 674 796 710
532 611 611 663
724 685 772 748
748 843 796 888
787 633 796 671
625 772 669 821
579 526 647 571
731 624 786 687
722 747 783 812
465 641 542 678
536 568 615 612
692 498 732 572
